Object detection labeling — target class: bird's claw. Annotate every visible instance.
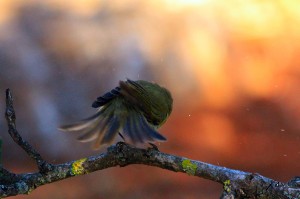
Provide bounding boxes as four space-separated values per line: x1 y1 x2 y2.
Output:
148 143 159 151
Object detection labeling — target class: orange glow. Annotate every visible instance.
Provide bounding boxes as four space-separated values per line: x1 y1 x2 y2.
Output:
1 0 300 198
198 113 236 153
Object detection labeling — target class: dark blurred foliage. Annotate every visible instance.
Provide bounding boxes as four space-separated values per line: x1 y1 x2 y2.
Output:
0 1 299 198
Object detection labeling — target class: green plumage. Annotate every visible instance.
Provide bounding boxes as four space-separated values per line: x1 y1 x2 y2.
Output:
59 79 173 149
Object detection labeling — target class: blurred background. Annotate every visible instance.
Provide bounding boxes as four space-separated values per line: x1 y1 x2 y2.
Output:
0 0 300 198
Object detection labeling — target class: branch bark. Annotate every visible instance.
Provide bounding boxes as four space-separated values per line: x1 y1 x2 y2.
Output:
0 89 299 198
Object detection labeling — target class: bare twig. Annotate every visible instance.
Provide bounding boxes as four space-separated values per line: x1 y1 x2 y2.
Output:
4 89 52 173
0 89 299 198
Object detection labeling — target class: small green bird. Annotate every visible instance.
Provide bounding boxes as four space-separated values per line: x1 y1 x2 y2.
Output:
59 79 173 149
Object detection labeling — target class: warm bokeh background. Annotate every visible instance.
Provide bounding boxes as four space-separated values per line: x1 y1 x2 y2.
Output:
0 0 299 198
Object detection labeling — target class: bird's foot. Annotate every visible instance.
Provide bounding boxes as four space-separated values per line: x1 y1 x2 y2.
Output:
148 143 159 151
118 132 126 141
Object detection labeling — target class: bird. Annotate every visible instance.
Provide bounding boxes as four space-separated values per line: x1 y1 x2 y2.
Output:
59 79 173 149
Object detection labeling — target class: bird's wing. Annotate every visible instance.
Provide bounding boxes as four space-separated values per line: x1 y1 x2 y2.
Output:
92 87 121 108
59 105 122 149
119 79 153 119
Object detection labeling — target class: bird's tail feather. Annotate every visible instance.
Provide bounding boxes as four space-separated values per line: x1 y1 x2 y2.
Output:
123 110 166 144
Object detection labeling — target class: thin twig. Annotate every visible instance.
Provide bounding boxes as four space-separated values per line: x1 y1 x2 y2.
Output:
4 89 52 173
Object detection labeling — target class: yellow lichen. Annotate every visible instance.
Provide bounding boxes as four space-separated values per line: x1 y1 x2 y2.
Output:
182 159 197 176
224 180 231 193
71 158 87 175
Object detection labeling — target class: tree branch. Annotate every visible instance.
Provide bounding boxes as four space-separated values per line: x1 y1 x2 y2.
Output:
0 89 299 198
4 89 52 173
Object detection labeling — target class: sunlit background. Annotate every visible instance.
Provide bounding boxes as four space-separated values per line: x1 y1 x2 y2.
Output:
0 0 300 198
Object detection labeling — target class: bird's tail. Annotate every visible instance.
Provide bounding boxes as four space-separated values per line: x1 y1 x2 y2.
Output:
122 109 166 144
